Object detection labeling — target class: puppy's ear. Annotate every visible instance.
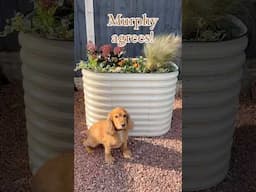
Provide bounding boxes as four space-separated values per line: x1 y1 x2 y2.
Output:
127 113 134 130
106 112 115 135
107 112 112 122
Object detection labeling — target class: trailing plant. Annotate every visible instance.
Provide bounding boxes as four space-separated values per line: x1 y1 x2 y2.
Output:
183 0 241 41
0 0 74 40
75 34 180 73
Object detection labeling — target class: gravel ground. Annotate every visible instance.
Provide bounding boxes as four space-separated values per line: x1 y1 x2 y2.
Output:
74 90 182 192
0 82 32 192
1 83 256 192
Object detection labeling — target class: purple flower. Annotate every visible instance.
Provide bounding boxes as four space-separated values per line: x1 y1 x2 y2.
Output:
100 44 112 57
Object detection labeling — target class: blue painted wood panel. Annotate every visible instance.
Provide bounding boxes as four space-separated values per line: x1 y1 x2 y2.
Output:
74 0 181 76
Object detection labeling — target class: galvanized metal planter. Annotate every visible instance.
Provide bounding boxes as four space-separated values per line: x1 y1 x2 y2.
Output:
182 16 248 191
82 65 178 136
19 33 74 173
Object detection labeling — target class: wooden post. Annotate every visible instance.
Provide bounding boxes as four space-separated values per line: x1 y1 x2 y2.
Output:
85 0 95 43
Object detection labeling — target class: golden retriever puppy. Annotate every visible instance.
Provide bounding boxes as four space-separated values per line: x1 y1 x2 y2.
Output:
83 107 133 164
31 152 73 192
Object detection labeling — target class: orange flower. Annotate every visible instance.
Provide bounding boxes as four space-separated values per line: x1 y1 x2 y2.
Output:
133 63 139 68
118 60 125 66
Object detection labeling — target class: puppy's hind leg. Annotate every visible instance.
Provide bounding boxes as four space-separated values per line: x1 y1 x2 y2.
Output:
83 137 98 154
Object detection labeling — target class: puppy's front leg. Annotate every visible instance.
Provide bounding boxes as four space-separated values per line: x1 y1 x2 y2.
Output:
121 134 132 159
104 145 114 164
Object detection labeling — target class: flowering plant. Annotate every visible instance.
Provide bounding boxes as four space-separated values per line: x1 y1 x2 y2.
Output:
0 0 74 40
76 35 181 73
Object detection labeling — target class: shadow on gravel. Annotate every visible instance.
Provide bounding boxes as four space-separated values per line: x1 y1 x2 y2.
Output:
126 137 181 171
0 83 32 192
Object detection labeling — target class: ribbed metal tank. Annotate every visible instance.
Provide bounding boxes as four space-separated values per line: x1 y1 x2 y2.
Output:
82 65 178 136
182 16 248 191
19 33 74 173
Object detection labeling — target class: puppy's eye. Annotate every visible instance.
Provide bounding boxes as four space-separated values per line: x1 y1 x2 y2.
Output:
123 114 127 118
115 115 118 118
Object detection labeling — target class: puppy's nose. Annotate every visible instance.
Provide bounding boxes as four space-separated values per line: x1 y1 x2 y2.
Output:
121 123 126 127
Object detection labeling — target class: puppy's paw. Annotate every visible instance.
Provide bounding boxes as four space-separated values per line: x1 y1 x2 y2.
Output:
85 146 94 154
105 155 115 164
123 149 132 159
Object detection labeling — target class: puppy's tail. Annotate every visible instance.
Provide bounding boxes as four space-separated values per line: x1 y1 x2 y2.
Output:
80 129 88 136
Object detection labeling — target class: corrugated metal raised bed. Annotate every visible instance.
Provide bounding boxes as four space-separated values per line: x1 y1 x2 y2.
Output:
19 33 74 173
182 16 248 191
82 65 178 136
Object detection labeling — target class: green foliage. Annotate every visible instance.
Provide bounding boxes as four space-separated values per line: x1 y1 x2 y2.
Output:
76 57 146 73
75 37 179 73
76 58 176 73
0 0 74 40
32 0 74 39
32 1 58 36
183 0 241 41
0 13 26 36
